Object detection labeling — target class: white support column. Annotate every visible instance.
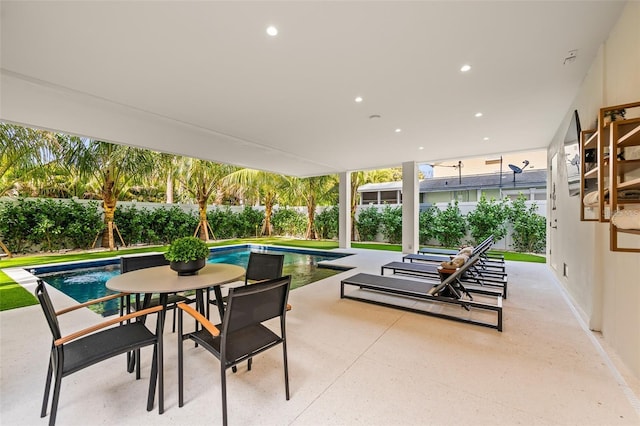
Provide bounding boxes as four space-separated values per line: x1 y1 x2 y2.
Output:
339 171 352 249
402 161 419 254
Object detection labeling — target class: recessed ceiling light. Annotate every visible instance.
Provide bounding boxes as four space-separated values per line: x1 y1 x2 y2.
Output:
395 128 402 133
483 137 490 141
418 146 424 150
266 26 278 36
355 96 363 103
475 112 483 118
460 64 471 72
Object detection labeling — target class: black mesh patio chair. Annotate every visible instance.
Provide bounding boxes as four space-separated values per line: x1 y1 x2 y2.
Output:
207 251 286 371
121 253 194 332
206 251 284 319
178 275 291 426
35 280 164 426
244 251 285 285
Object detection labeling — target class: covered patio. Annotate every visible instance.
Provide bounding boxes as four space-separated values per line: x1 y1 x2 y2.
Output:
1 249 638 425
2 2 640 424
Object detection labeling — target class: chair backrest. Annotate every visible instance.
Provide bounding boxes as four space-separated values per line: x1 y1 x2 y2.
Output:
245 252 284 284
470 236 494 255
35 280 62 341
223 275 291 334
121 253 169 273
431 251 483 296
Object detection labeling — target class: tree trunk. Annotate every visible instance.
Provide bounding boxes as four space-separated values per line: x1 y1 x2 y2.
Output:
306 200 317 239
263 202 273 236
197 197 210 241
350 175 360 241
166 174 174 204
101 176 117 250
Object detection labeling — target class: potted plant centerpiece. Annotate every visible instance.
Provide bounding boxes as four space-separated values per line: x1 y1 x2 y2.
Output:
164 236 210 276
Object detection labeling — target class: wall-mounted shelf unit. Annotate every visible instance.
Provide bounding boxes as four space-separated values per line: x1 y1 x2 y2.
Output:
580 128 599 221
580 101 640 251
608 102 640 252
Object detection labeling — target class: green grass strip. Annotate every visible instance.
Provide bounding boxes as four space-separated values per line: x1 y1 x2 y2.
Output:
0 270 38 311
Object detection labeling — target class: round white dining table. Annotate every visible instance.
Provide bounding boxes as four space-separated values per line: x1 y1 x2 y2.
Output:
107 263 246 321
107 263 245 293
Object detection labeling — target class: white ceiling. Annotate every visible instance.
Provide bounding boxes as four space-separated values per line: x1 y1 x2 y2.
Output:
0 1 625 177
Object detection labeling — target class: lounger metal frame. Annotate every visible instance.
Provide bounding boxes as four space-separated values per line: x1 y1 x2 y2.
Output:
340 253 503 331
381 261 508 298
340 273 503 331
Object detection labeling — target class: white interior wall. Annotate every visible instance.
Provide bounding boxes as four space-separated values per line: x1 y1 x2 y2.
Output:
547 1 640 379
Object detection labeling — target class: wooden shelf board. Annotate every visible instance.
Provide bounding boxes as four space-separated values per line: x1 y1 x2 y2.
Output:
584 132 598 149
617 121 640 147
616 228 640 236
616 159 640 174
618 177 640 191
584 167 598 179
603 101 640 112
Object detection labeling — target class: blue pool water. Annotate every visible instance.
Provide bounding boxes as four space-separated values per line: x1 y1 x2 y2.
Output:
35 245 350 315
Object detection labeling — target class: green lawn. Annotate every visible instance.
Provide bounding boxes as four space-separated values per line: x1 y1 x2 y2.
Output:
0 270 38 311
0 237 545 311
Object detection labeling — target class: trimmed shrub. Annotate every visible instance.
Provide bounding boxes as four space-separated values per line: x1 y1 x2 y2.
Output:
115 205 147 246
63 200 104 249
508 195 546 253
116 204 198 245
380 205 402 244
0 199 35 253
432 201 467 248
272 208 306 237
208 207 240 240
0 198 104 252
418 207 437 245
356 206 381 242
315 205 339 239
235 206 264 238
466 194 509 245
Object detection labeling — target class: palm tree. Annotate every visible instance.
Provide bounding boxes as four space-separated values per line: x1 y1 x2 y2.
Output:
179 159 237 240
223 169 287 236
0 123 55 195
156 152 183 204
61 137 156 250
350 171 364 241
287 175 338 239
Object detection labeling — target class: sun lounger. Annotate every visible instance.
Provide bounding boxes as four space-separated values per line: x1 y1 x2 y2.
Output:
381 260 508 298
419 247 505 260
418 235 505 261
402 253 506 274
414 236 506 274
340 266 503 331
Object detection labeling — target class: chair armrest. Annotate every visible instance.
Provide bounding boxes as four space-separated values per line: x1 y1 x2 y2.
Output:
54 305 163 346
177 302 220 336
55 292 130 316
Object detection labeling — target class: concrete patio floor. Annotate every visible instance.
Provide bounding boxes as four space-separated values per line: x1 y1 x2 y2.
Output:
1 248 639 425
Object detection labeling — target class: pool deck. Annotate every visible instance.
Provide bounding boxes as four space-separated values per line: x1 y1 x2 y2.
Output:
1 248 639 425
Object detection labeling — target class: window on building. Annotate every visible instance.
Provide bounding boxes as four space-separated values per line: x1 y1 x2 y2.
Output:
380 190 400 204
361 192 378 204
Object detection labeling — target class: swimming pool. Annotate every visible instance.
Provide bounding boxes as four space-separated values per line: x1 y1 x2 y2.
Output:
35 245 351 315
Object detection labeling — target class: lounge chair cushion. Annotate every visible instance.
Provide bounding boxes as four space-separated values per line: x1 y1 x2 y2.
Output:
457 246 474 256
441 254 468 269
